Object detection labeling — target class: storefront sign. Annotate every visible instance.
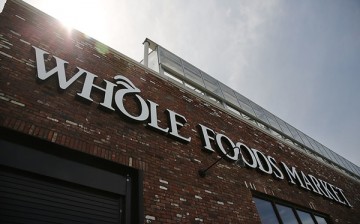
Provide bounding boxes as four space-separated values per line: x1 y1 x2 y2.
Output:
32 46 352 207
198 124 352 207
33 46 191 143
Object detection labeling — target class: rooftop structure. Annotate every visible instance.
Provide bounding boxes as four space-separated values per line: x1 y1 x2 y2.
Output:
142 38 360 180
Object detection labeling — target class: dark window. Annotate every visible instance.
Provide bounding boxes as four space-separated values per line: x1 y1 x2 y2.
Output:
314 215 327 224
276 204 299 224
253 197 280 224
297 210 315 224
253 195 329 224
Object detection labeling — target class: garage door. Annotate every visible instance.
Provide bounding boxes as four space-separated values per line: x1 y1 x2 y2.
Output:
0 138 135 224
0 168 124 224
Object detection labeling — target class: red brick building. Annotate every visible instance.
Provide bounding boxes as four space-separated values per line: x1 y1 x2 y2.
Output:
1 0 359 223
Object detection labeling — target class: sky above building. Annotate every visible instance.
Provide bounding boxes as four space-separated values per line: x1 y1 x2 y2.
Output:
1 0 359 166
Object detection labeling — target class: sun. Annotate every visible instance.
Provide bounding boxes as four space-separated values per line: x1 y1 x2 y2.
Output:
23 0 107 36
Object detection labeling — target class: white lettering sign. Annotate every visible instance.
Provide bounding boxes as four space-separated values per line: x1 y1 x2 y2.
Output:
197 124 352 207
32 46 191 143
32 46 351 207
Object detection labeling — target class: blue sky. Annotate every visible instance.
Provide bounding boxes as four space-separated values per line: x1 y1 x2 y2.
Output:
2 0 359 166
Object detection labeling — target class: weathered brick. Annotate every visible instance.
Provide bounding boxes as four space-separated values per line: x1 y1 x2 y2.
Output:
0 1 359 223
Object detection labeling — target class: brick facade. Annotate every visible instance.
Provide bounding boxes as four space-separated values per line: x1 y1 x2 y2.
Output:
1 0 359 223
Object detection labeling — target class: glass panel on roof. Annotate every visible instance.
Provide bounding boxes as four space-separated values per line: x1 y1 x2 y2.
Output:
286 124 305 145
314 142 333 162
349 164 359 176
322 145 341 166
238 101 256 117
275 117 293 138
340 156 357 174
307 137 325 158
324 147 341 165
355 166 360 177
347 160 360 176
334 153 353 173
336 155 353 173
249 102 270 125
263 110 281 131
235 92 250 104
349 162 359 176
183 60 205 86
297 131 314 150
219 83 240 107
351 165 359 176
331 151 346 170
345 161 357 175
235 92 256 116
156 43 360 177
159 47 184 76
202 72 224 97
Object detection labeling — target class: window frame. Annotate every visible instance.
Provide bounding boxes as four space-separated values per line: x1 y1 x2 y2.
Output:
253 192 331 224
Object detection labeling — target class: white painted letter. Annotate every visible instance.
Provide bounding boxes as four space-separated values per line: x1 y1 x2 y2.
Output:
198 124 216 152
166 110 191 143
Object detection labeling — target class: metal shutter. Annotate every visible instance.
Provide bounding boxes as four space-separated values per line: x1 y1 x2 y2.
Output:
0 168 124 224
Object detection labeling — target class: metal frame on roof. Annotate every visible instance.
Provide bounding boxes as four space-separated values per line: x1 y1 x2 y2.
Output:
142 38 360 180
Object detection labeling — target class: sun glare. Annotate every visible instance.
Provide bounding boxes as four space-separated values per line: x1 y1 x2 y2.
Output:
24 0 106 37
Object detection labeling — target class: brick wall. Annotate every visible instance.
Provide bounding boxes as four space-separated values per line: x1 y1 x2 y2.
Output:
1 0 359 223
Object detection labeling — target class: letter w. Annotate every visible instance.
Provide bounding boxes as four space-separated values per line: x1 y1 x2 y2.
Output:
33 46 86 89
